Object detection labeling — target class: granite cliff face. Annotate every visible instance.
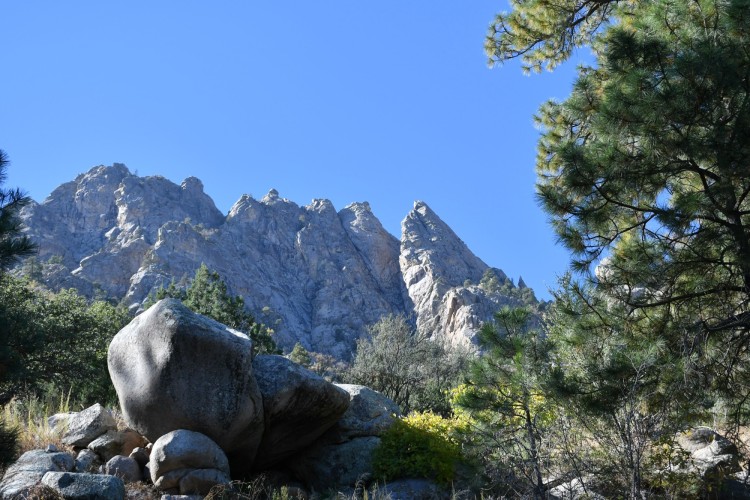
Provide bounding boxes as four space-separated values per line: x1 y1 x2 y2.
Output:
19 164 534 359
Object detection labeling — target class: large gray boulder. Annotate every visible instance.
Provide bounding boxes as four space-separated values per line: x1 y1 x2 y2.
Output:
290 436 381 491
331 384 400 440
149 430 231 495
252 355 350 469
0 449 75 499
287 385 399 489
62 403 117 448
108 299 264 463
41 472 125 500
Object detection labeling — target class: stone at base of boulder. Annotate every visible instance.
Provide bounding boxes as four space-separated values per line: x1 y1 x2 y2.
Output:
62 403 117 448
106 455 142 483
90 428 149 463
287 436 380 490
149 429 231 492
179 469 231 495
41 471 125 500
75 449 102 473
130 447 151 468
0 449 75 498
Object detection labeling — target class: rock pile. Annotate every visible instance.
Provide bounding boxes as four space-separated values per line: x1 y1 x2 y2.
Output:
1 300 401 498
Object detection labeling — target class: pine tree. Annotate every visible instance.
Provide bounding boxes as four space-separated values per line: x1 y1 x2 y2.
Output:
536 0 750 404
288 342 312 368
546 278 693 497
485 0 632 72
453 307 553 499
0 150 36 271
150 264 279 354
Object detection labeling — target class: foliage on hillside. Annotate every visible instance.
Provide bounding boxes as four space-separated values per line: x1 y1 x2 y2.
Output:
349 314 468 415
0 274 130 407
148 263 279 355
373 411 467 486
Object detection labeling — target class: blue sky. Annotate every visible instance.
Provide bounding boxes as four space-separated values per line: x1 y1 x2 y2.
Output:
1 2 589 299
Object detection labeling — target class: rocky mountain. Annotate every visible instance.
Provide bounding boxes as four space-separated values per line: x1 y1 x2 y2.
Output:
17 164 534 359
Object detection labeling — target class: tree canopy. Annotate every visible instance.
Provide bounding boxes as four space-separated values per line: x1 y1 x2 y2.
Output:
0 150 36 270
349 314 467 415
150 264 279 355
536 0 750 399
0 274 130 406
454 307 553 498
486 0 633 72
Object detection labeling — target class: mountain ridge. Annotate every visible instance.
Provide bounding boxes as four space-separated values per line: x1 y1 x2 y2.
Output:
18 163 534 359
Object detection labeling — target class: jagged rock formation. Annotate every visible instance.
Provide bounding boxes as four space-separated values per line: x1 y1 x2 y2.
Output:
18 164 535 358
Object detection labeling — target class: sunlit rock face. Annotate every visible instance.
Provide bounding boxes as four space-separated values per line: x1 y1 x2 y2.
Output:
19 164 532 357
399 201 530 349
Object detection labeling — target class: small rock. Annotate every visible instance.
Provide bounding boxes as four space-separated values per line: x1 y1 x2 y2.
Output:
75 448 102 473
62 403 117 448
382 478 449 500
548 476 605 500
46 444 59 453
129 447 150 467
106 455 142 483
89 428 148 462
41 471 125 500
178 469 231 495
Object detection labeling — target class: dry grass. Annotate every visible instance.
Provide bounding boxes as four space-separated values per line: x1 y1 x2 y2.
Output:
205 478 306 500
2 392 72 454
124 481 161 499
22 484 64 499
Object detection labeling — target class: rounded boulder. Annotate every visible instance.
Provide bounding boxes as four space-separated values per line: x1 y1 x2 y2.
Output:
107 299 264 461
149 430 231 494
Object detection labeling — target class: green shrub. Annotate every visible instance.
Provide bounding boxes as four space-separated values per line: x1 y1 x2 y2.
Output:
372 411 465 485
0 416 19 470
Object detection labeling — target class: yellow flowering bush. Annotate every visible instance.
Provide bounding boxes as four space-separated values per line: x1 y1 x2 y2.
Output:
372 411 467 485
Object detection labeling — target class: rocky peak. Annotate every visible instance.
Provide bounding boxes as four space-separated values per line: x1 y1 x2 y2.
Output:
399 201 529 347
401 201 487 288
400 201 489 340
180 176 204 193
261 189 281 204
338 202 410 314
18 166 534 358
